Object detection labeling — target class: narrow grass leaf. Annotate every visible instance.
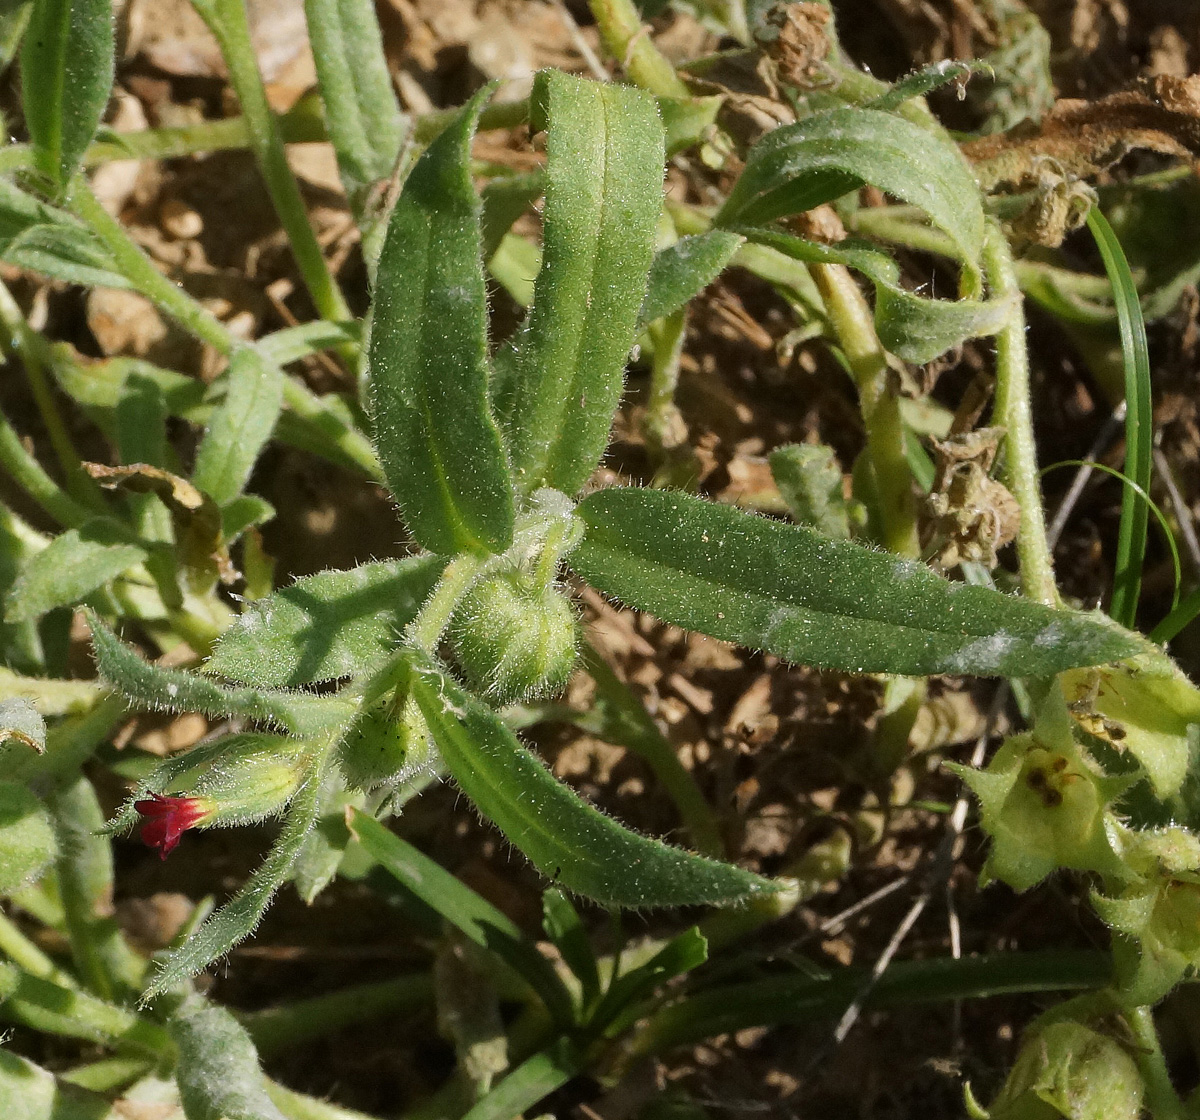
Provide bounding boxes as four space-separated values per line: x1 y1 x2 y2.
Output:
87 613 352 736
408 650 776 908
502 70 665 495
191 348 284 508
1087 206 1152 629
349 811 575 1022
304 0 405 204
369 85 514 555
639 230 744 326
173 997 286 1120
718 108 985 271
460 1041 582 1120
542 888 599 1009
21 0 114 193
205 556 445 688
1151 585 1200 646
144 748 333 998
571 487 1139 677
5 522 146 623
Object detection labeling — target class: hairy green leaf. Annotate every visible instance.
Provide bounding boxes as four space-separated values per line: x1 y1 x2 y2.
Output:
304 0 405 202
0 1051 114 1120
0 781 57 895
192 348 283 508
718 107 985 270
501 70 665 496
87 613 352 736
205 556 444 688
742 228 1013 363
640 230 744 326
571 487 1139 677
408 651 776 908
5 521 146 624
173 996 286 1120
0 178 127 287
21 0 114 192
368 85 514 555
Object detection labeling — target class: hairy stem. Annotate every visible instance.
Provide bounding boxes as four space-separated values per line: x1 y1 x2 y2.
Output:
983 219 1059 606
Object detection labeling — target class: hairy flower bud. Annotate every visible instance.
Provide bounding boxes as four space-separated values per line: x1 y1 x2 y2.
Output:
449 570 579 705
982 1020 1143 1120
339 691 436 790
132 733 306 858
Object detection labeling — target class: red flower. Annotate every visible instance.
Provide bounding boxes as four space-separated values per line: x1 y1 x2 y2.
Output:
134 792 213 859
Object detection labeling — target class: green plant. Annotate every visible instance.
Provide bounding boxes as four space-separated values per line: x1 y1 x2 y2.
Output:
3 0 1200 1116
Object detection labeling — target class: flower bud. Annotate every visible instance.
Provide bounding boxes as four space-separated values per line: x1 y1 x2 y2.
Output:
449 570 579 705
984 1020 1143 1120
133 733 306 858
339 692 436 790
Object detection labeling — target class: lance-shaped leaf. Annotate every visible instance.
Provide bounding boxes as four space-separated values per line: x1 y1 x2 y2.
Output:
304 0 405 204
0 179 127 287
501 70 665 496
192 348 283 508
571 487 1138 678
86 612 352 737
407 650 775 908
205 556 445 688
718 107 985 271
173 996 286 1120
740 228 1013 363
368 85 514 555
21 0 114 193
639 230 744 327
5 521 146 624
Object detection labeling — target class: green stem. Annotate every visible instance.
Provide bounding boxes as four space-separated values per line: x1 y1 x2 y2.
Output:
0 908 76 987
811 262 919 558
0 404 94 527
588 0 691 97
1127 1005 1186 1120
405 553 486 653
68 181 381 481
0 280 102 511
983 219 1059 606
190 0 351 324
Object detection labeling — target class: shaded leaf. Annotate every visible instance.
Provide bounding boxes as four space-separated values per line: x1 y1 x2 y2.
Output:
5 521 146 623
571 487 1139 677
205 556 444 688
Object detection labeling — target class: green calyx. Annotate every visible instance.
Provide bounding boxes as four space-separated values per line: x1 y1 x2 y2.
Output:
948 689 1133 892
449 568 580 706
339 690 436 790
